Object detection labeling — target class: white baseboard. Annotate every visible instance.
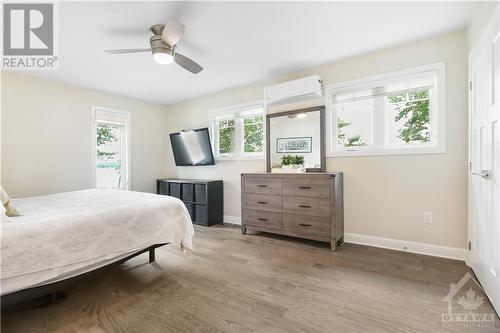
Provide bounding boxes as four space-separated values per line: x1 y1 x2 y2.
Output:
221 216 466 260
344 233 467 261
223 215 241 225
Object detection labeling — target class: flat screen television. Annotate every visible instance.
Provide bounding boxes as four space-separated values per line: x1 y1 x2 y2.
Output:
169 128 215 166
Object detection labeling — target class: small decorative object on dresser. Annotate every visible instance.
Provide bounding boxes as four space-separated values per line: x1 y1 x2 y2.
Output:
241 173 343 251
157 178 223 226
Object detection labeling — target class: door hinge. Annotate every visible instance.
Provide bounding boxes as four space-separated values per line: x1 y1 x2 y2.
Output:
469 81 472 91
468 241 472 250
469 162 472 171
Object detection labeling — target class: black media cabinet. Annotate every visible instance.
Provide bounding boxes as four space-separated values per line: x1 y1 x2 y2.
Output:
157 179 223 226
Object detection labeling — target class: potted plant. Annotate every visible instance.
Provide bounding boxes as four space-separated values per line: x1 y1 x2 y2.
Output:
281 155 305 169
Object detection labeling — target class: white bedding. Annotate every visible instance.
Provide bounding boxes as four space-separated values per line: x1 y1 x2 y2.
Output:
0 189 194 295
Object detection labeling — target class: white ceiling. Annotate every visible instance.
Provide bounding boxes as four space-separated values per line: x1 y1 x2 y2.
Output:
28 1 476 106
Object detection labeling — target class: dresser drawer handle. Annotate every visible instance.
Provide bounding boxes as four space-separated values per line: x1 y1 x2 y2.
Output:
257 218 268 221
299 223 312 227
257 185 267 188
298 186 311 190
257 201 268 204
298 205 311 208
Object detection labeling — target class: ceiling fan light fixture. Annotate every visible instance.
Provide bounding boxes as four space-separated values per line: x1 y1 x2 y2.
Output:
106 20 203 73
152 48 174 65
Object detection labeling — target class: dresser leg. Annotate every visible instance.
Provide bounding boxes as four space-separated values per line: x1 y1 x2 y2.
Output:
241 225 247 235
331 237 344 251
149 249 155 263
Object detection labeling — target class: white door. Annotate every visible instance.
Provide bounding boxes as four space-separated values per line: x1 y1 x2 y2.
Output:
468 8 500 315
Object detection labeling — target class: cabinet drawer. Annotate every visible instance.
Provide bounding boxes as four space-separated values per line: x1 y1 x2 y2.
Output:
244 177 282 195
244 193 282 212
283 179 330 198
244 209 283 230
283 214 330 241
283 196 330 217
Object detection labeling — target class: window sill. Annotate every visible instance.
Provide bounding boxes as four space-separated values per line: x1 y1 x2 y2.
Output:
215 155 266 162
327 145 445 158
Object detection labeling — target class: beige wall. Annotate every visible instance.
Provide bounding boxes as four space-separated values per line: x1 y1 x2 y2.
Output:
1 72 169 197
164 29 469 249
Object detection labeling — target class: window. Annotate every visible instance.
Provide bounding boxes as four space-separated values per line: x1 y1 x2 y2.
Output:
326 63 445 156
211 101 265 160
91 107 131 190
217 119 236 154
243 115 264 153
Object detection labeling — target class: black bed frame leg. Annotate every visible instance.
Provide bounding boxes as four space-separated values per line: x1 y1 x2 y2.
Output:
149 249 155 263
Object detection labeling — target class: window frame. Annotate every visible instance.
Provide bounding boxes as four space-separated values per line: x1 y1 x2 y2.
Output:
325 62 446 157
91 106 131 190
210 100 266 161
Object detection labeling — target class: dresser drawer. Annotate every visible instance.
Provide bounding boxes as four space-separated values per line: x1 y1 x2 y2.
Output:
283 179 330 198
244 177 282 195
244 209 283 229
244 193 282 212
283 196 330 217
283 214 330 241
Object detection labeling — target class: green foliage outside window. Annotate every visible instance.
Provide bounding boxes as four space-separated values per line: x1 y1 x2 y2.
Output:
387 89 430 143
243 116 263 153
337 117 366 147
218 116 264 154
96 124 118 161
337 89 431 148
218 119 235 154
96 123 123 188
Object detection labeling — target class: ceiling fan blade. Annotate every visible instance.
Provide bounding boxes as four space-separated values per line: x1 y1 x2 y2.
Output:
105 48 151 54
174 52 203 74
162 20 185 47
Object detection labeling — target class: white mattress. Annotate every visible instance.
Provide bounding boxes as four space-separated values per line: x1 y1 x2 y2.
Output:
0 189 194 295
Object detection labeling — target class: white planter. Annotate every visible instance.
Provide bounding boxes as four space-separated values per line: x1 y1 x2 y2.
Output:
276 165 305 173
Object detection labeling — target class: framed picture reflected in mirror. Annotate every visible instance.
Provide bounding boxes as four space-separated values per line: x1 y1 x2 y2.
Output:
276 137 312 153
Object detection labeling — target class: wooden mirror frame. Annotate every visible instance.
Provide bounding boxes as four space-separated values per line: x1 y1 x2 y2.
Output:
266 106 326 173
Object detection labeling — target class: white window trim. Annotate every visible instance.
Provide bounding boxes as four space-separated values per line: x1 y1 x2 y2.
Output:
210 100 266 161
91 106 132 190
325 62 446 157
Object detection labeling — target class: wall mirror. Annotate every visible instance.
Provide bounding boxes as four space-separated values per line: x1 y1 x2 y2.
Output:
266 106 326 173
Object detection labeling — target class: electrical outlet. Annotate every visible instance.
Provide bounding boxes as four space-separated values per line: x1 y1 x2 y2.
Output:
424 211 433 224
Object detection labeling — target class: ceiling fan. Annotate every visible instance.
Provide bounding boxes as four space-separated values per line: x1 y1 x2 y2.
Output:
105 20 203 74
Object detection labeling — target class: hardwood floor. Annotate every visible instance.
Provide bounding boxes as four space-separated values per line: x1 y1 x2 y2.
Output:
2 224 499 332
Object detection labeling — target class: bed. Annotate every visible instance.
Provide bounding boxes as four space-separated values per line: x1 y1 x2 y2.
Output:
0 189 194 304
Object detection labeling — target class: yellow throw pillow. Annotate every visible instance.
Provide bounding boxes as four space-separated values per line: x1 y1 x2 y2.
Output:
0 186 20 217
0 203 10 222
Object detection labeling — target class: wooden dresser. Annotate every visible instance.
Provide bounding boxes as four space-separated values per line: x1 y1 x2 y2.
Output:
241 173 343 251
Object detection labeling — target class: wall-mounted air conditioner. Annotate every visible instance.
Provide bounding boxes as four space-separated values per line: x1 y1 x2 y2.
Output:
264 75 323 105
